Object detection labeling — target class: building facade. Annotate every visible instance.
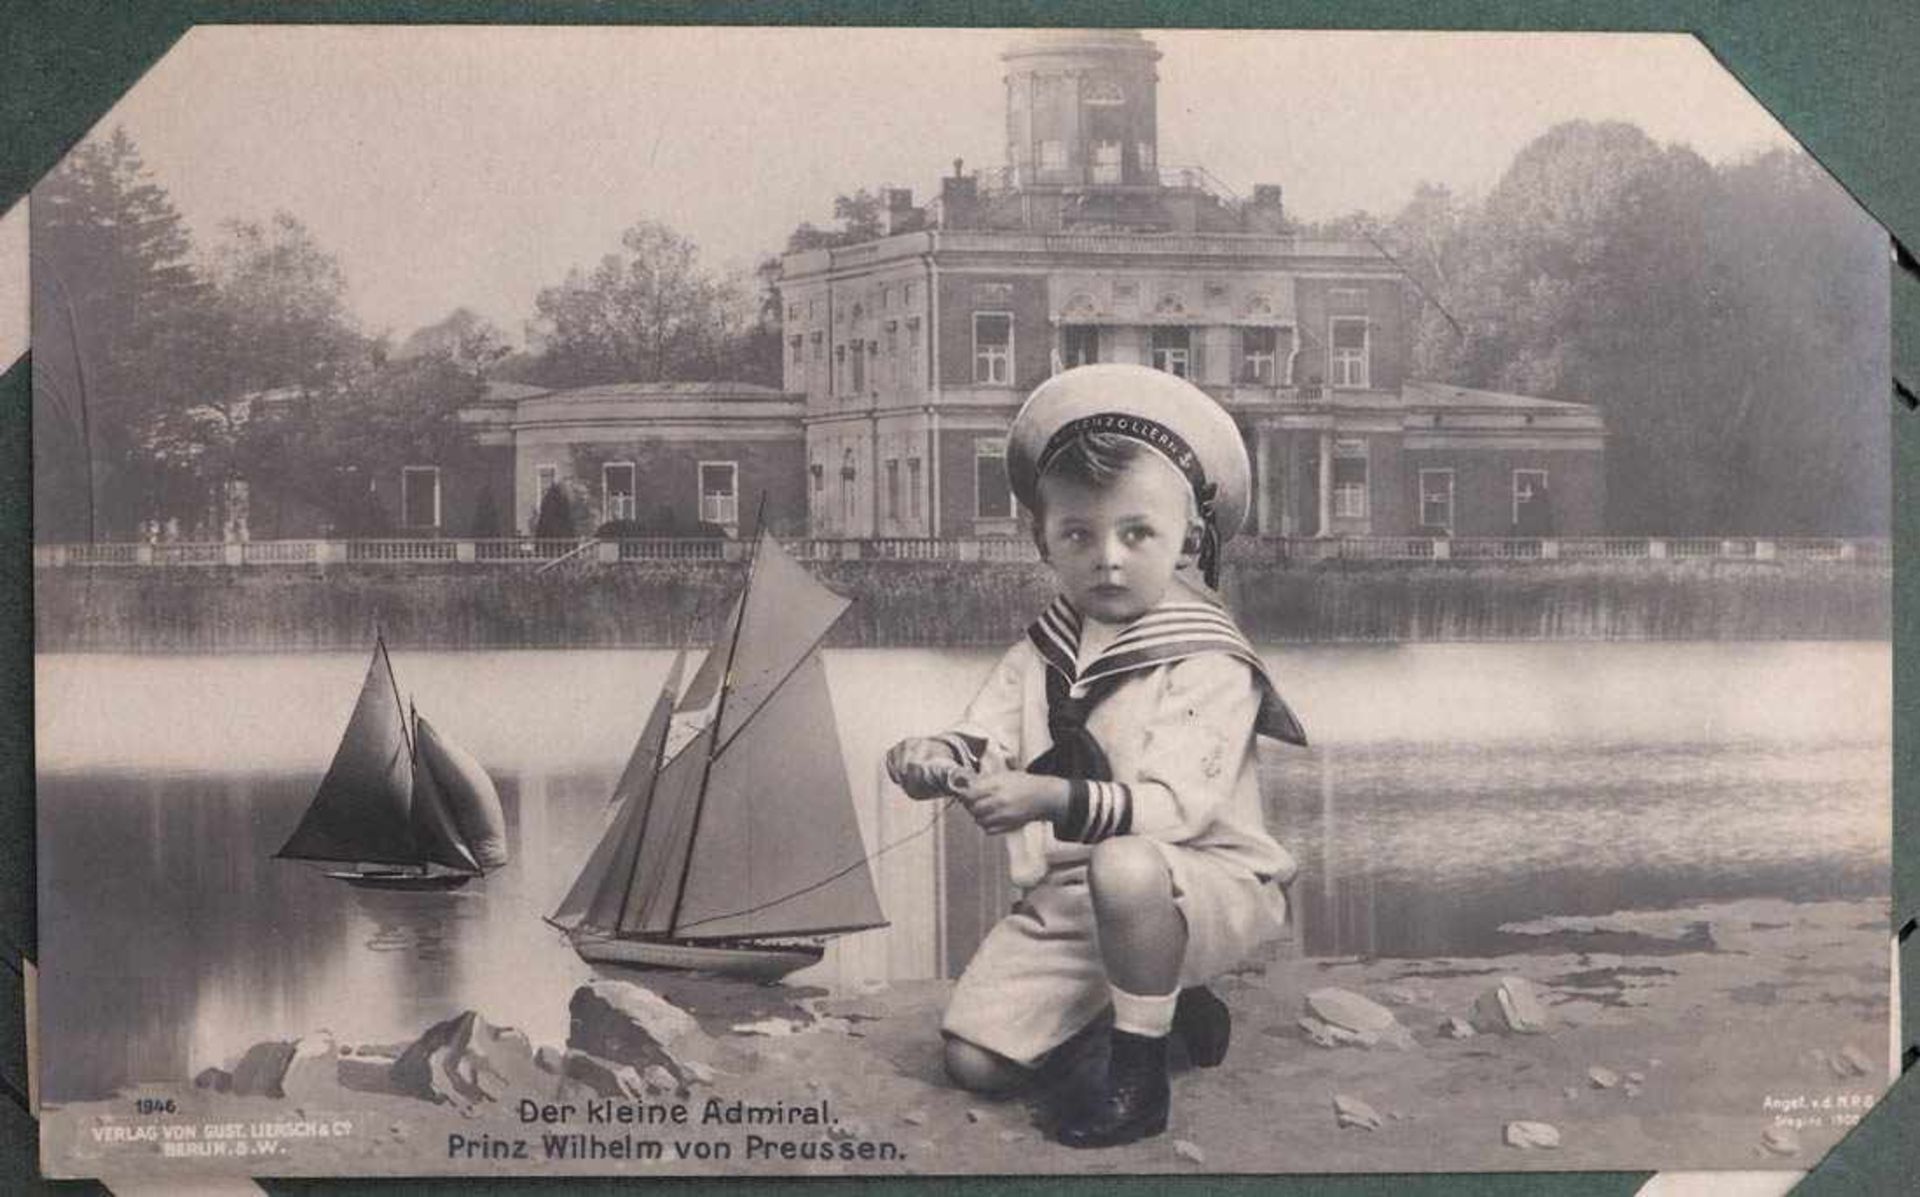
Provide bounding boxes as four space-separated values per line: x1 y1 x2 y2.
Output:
777 29 1605 542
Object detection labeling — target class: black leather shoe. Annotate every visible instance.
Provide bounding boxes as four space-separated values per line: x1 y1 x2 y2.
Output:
1055 1029 1170 1148
1174 985 1231 1068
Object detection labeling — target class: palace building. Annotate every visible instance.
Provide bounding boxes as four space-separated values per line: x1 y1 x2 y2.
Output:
776 29 1605 542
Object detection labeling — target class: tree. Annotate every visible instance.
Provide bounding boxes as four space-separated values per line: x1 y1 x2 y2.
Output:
533 483 576 538
397 307 511 375
525 220 748 387
142 212 374 535
784 188 887 253
31 127 207 538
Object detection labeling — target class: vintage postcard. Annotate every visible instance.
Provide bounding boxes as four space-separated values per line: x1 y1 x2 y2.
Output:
30 25 1891 1179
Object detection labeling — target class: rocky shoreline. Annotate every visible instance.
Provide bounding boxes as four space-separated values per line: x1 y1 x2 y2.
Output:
42 896 1890 1178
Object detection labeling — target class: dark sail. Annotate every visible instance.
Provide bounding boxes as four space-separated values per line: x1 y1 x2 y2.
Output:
408 738 482 875
416 715 509 869
277 643 417 866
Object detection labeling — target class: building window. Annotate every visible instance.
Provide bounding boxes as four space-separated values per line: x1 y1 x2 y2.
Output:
789 335 804 366
1331 317 1370 389
841 453 857 523
904 282 915 307
1137 141 1156 171
1038 139 1067 171
851 341 866 392
401 466 440 530
1151 327 1191 378
1241 327 1278 384
1332 438 1369 519
1063 326 1099 368
602 462 637 523
885 458 900 521
810 331 824 361
975 437 1012 520
698 461 738 527
535 465 558 504
907 457 922 521
1419 469 1455 533
1091 140 1122 185
880 285 891 310
810 462 824 493
974 312 1013 385
1513 469 1550 532
904 317 921 387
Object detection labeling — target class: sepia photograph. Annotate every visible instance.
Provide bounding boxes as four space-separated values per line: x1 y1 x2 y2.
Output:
28 25 1892 1179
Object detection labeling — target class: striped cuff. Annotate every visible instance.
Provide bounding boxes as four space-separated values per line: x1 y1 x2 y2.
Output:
1054 780 1133 843
934 733 988 770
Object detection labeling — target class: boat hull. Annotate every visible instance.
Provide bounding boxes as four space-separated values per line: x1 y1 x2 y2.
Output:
572 935 824 980
327 869 476 891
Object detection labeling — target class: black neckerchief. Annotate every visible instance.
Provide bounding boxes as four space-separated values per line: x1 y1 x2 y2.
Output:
1023 593 1308 786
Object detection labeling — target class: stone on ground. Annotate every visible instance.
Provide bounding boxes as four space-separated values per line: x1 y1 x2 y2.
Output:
557 1048 647 1100
1438 1017 1476 1040
569 980 714 1085
1761 1126 1801 1156
1470 977 1551 1035
391 1011 543 1107
1587 1065 1619 1089
1504 1120 1561 1150
1333 1094 1384 1131
1173 1138 1206 1163
229 1040 297 1098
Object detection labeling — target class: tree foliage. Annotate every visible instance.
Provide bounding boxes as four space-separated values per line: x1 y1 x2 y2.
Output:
31 127 206 538
525 220 749 387
1350 121 1886 535
32 128 488 538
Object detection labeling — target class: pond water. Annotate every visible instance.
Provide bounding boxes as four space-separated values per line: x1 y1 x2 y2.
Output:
35 642 1889 1101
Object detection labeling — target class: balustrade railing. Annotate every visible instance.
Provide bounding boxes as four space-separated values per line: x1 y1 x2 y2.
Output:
32 535 1891 569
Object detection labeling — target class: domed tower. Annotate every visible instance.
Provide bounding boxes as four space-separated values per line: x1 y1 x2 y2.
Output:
1002 30 1162 190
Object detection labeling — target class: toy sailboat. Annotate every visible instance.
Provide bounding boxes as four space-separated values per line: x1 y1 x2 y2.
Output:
276 635 509 890
549 530 887 980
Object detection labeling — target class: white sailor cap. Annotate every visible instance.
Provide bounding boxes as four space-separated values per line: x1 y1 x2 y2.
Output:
1008 365 1252 580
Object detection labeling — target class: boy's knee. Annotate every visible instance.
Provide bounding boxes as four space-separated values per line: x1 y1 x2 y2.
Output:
1088 837 1173 913
943 1036 1027 1094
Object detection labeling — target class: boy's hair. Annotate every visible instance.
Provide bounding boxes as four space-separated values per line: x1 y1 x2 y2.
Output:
1028 429 1201 555
1040 429 1154 494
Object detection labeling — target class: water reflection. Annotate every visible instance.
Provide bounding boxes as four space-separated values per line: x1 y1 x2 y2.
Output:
35 643 1890 1101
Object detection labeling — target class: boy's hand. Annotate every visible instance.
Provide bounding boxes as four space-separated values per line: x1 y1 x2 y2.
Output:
886 737 972 800
956 770 1068 835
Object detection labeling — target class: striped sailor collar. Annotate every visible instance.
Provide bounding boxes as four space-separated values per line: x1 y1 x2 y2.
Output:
1025 589 1260 687
1023 588 1309 746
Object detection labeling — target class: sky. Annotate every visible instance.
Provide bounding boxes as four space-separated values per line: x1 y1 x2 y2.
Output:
94 26 1799 345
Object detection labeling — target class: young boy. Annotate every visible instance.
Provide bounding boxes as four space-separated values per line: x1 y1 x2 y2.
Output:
886 364 1307 1148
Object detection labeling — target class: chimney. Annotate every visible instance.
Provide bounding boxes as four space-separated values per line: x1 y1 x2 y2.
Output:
882 188 923 236
1244 183 1286 233
938 171 979 229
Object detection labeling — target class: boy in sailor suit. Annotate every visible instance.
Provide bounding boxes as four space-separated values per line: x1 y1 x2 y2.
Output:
886 364 1307 1148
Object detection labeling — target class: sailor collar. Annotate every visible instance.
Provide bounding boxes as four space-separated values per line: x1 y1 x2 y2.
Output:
1025 593 1309 746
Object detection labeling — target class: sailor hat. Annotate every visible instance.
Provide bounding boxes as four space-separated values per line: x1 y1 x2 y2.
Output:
1008 364 1252 584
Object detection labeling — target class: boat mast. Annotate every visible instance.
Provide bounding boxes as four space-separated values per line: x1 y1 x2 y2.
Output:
379 630 414 761
666 496 767 937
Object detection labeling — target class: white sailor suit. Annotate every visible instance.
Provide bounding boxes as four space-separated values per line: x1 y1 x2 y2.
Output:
935 587 1306 1067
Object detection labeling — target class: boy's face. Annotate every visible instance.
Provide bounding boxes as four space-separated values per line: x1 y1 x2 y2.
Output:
1036 453 1197 624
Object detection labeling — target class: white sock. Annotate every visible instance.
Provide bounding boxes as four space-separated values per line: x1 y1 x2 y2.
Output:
1110 985 1177 1038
